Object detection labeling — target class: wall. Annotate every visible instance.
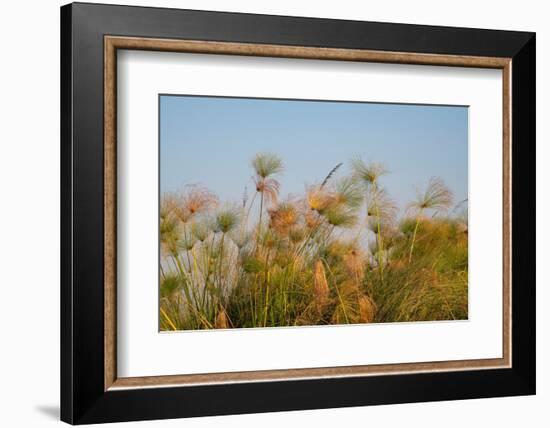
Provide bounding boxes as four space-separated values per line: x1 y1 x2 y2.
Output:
0 0 545 426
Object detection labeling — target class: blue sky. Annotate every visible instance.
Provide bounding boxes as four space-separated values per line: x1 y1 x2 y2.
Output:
160 95 468 212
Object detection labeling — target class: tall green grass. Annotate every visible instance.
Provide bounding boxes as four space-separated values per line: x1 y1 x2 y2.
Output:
159 153 468 331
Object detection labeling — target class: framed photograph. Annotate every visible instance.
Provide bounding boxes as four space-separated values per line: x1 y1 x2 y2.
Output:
60 2 535 424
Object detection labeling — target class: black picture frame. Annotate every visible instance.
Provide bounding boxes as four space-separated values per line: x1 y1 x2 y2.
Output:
61 2 535 424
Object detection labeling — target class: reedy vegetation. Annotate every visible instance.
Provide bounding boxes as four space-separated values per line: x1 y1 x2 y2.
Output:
160 153 468 330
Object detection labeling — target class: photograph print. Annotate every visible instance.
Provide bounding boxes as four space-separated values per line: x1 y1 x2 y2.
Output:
159 95 468 331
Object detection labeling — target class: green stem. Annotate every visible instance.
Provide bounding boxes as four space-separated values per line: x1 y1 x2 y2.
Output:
372 184 384 274
182 224 194 273
171 255 195 322
264 247 271 287
323 260 349 324
408 209 424 263
243 192 257 235
257 192 264 248
217 233 226 299
263 281 270 327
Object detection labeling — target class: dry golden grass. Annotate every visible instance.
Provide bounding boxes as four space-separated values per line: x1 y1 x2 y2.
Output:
159 152 467 331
